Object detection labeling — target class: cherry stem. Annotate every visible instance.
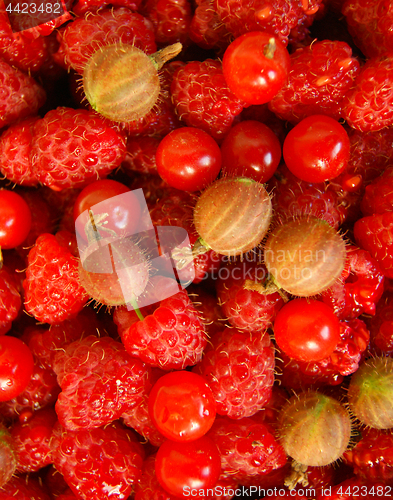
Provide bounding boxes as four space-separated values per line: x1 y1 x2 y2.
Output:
129 297 144 321
263 37 277 59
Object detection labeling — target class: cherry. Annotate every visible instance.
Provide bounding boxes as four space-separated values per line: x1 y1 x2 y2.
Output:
0 190 32 250
220 120 281 183
155 127 222 192
148 371 216 442
155 435 221 497
222 31 290 105
283 115 351 183
0 335 34 401
273 299 341 362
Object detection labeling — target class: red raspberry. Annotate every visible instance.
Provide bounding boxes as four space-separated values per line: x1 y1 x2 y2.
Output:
72 0 142 16
343 428 393 482
120 289 207 370
194 326 275 419
207 415 287 480
0 475 51 500
0 265 22 335
269 40 360 123
354 211 393 279
269 164 347 229
30 107 126 191
122 135 160 176
342 0 393 58
216 260 284 333
0 116 39 186
54 7 156 74
0 58 46 129
214 0 322 44
11 407 57 473
23 233 88 324
57 491 79 500
188 285 226 337
342 54 393 132
278 318 370 389
53 335 151 430
43 465 70 498
321 245 385 320
366 290 393 354
51 420 143 500
361 167 393 215
0 30 49 74
189 0 232 50
141 0 192 45
170 59 244 140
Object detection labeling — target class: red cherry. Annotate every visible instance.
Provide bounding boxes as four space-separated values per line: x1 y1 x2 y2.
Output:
220 120 281 183
222 31 290 105
273 299 341 362
156 127 222 192
283 115 350 183
0 336 34 401
0 190 32 249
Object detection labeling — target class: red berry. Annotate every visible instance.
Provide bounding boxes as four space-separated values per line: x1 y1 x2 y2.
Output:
0 423 17 487
0 335 34 401
0 190 32 249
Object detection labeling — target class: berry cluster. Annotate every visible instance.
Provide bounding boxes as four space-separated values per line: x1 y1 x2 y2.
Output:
1 0 393 499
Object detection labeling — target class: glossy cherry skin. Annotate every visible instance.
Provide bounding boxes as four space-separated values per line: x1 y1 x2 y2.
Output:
156 127 222 192
148 371 216 442
221 120 281 182
222 31 290 105
155 435 221 497
273 299 341 362
283 115 350 183
0 336 34 401
0 190 32 249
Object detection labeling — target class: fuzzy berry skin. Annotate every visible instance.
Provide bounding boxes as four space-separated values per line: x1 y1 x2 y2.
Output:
194 327 275 419
354 211 393 278
216 260 284 333
0 29 49 74
170 59 244 140
321 246 385 320
367 290 393 354
207 415 287 480
343 428 393 482
11 407 57 473
361 167 393 215
120 289 207 370
269 165 347 229
269 40 360 123
0 475 51 500
53 335 151 431
0 116 39 186
213 0 322 45
54 7 156 74
342 54 393 132
189 0 232 50
0 265 22 335
0 58 46 129
23 233 88 324
0 423 17 488
278 318 370 389
30 107 126 191
51 421 144 500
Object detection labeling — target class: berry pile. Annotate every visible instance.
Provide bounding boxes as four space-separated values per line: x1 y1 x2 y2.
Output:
1 0 393 499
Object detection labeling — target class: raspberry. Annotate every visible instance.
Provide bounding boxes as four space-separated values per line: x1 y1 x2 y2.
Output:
0 475 51 500
269 40 360 123
343 428 393 482
342 54 393 132
170 59 244 140
0 30 49 74
189 0 232 50
361 167 393 215
11 407 57 473
194 326 275 419
30 107 126 191
213 0 322 45
23 233 88 324
354 211 393 279
0 58 46 129
216 259 284 333
72 0 141 15
321 245 385 320
120 289 207 370
0 116 40 186
188 285 226 337
278 318 370 389
141 0 192 45
54 7 156 74
0 265 22 335
53 335 151 430
122 135 160 176
366 290 393 354
207 415 287 480
51 420 144 500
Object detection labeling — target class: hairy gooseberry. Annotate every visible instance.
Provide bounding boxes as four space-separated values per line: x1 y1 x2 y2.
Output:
264 216 346 296
193 177 272 256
